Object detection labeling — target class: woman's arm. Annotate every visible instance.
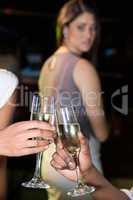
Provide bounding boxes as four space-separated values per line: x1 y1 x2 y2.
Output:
73 59 108 142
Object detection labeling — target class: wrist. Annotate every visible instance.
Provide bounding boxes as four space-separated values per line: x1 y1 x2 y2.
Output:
81 165 111 189
80 165 95 183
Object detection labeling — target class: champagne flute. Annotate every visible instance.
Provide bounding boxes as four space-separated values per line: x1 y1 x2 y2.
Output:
56 106 95 197
21 94 55 189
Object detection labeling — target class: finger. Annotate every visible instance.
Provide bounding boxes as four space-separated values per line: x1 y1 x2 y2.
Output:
19 129 55 141
52 153 67 168
41 129 56 141
26 139 50 148
13 120 55 132
56 138 64 149
60 150 76 169
56 138 71 159
50 160 64 170
58 147 72 161
79 132 89 155
56 138 76 166
53 149 76 170
17 146 49 156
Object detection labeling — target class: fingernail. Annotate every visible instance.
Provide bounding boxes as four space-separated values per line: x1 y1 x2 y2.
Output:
44 145 49 150
68 161 75 169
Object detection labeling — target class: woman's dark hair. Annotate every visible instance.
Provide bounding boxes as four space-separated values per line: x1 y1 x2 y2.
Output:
56 0 100 64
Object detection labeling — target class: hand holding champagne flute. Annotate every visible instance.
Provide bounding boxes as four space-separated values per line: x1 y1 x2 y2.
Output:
56 106 95 197
21 94 55 189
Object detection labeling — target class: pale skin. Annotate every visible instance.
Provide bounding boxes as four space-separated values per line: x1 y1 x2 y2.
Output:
51 133 129 200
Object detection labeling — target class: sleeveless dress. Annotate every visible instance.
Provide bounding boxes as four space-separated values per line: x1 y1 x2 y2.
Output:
39 52 102 200
0 69 18 109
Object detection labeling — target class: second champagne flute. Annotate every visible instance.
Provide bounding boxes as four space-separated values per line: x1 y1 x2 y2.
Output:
21 94 55 189
56 106 95 197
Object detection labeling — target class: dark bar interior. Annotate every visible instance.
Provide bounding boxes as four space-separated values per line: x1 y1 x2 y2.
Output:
0 0 130 199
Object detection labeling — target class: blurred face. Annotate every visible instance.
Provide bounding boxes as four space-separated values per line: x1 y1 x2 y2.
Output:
64 12 97 55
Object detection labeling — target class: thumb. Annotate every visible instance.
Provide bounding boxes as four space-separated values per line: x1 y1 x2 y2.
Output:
78 132 89 157
56 137 64 150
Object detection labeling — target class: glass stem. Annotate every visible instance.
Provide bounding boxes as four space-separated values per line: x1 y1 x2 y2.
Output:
33 152 43 179
76 165 81 188
73 151 83 189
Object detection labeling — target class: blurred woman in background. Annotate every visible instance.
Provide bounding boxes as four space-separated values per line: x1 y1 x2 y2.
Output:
39 0 109 199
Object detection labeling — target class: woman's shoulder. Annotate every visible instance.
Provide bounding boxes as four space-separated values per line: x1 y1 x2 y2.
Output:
41 54 55 68
74 58 97 76
73 58 100 88
76 58 94 68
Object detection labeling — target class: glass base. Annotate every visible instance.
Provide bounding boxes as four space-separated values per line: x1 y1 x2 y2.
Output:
21 177 50 189
67 185 95 197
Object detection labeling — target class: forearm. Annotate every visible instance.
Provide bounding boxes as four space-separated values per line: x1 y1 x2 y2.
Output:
82 166 129 200
92 185 129 200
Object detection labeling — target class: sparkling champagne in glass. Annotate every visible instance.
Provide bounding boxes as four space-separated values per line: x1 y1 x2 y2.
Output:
56 106 95 197
21 94 55 189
